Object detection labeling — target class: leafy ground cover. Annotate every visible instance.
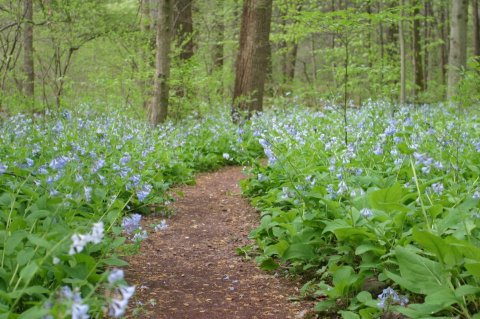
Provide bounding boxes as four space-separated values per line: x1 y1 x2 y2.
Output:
242 102 480 318
0 110 261 318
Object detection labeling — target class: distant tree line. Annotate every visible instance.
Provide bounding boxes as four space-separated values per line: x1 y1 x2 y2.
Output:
0 0 478 123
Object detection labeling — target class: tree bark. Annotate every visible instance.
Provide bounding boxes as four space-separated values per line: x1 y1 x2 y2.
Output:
399 0 406 105
23 0 34 102
474 0 480 57
232 0 273 120
412 0 424 100
213 0 224 68
150 0 173 125
447 0 468 100
174 0 194 60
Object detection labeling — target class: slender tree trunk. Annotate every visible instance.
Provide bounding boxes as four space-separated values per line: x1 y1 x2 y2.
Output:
232 0 273 120
412 0 424 100
150 0 173 125
474 0 480 57
447 0 468 100
439 2 448 86
213 0 224 68
140 0 152 109
399 0 406 105
174 0 194 60
23 0 34 102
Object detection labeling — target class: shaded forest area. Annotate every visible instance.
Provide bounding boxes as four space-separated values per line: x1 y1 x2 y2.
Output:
0 0 479 123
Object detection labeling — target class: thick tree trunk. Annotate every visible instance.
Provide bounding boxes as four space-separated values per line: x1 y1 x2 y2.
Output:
23 0 34 102
474 0 480 57
447 0 468 100
399 0 406 105
150 0 173 125
412 0 424 100
232 0 273 120
175 0 194 60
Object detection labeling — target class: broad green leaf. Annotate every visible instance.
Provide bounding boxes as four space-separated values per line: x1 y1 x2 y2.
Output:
388 246 446 295
340 311 360 319
368 183 408 213
412 229 462 266
5 230 27 255
282 242 315 261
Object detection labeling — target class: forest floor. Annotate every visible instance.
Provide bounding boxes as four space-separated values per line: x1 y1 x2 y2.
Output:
125 166 315 319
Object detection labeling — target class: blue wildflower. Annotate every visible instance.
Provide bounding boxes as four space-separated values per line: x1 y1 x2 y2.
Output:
137 184 152 202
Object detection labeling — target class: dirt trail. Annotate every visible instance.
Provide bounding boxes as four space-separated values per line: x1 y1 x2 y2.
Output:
125 166 312 319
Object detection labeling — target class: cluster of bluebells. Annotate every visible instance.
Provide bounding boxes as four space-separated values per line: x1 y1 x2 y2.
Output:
44 286 89 319
121 214 148 242
377 287 409 309
69 222 104 255
107 269 136 318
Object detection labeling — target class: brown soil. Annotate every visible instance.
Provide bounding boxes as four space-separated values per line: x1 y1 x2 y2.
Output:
125 166 314 319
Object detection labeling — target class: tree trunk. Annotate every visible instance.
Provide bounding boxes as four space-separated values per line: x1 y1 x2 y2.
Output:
232 0 273 120
150 0 173 125
412 0 424 100
213 0 224 68
174 0 194 60
23 0 34 102
474 0 480 57
447 0 468 100
399 0 406 105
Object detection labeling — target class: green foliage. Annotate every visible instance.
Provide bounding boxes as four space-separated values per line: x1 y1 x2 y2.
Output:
243 102 480 318
0 109 262 317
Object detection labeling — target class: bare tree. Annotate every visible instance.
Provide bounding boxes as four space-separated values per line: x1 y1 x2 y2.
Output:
447 0 468 100
232 0 273 120
150 0 173 125
23 0 34 103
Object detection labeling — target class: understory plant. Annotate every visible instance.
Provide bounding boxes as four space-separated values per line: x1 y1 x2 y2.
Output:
242 102 480 318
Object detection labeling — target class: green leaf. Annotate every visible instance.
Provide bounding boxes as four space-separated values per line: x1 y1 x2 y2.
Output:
340 311 360 319
388 246 446 295
101 257 129 267
282 242 315 261
314 300 336 312
17 305 49 319
19 262 39 284
368 183 408 213
454 285 480 298
465 263 480 277
255 256 279 271
16 248 35 266
264 240 289 257
412 229 462 266
5 230 27 255
27 234 52 249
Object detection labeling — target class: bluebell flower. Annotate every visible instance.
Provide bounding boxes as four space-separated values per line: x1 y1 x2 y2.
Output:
120 153 131 165
431 182 444 195
0 163 7 174
377 287 408 309
84 187 92 202
154 220 168 231
108 269 125 284
122 214 142 234
132 229 148 242
26 158 34 167
137 184 152 202
91 158 105 173
49 156 69 170
360 208 373 218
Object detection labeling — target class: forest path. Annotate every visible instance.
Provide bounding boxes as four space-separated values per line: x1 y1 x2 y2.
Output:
125 166 312 319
